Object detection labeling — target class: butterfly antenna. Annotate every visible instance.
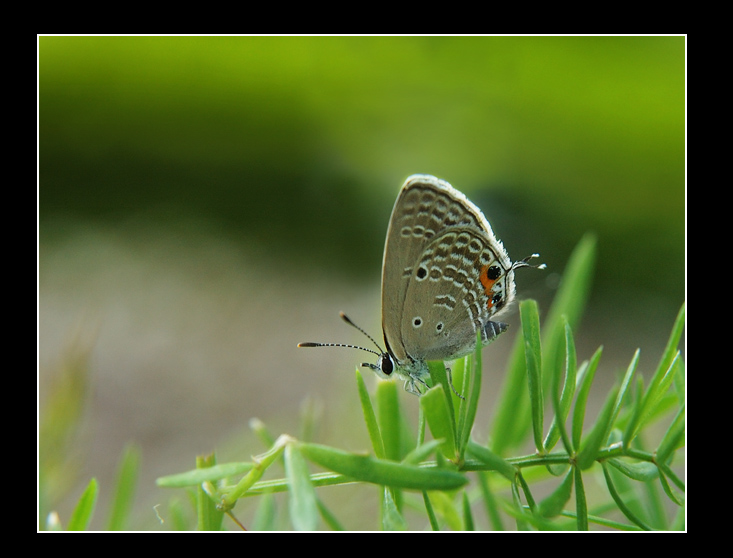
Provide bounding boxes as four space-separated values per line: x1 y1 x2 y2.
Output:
512 253 547 271
297 340 381 357
297 312 384 358
338 312 386 354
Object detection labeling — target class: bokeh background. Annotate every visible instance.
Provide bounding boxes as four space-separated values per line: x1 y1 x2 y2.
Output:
39 36 685 530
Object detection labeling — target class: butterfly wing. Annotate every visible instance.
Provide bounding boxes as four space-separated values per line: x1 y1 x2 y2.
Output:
381 175 512 365
400 226 516 362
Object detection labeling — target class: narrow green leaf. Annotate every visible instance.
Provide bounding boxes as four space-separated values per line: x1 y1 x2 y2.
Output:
450 355 467 422
377 379 401 460
604 349 639 446
381 487 408 530
107 443 141 531
157 461 254 488
297 442 467 491
491 235 595 455
423 491 440 531
316 498 345 531
545 319 577 453
458 330 482 461
196 454 224 531
625 352 681 446
428 490 463 531
356 369 385 459
490 330 529 455
521 300 544 455
571 346 603 451
222 435 291 507
67 478 98 531
540 234 596 393
477 471 505 531
657 464 685 507
538 468 573 518
402 439 444 466
284 444 319 531
573 466 588 531
577 383 619 470
428 361 457 437
463 491 475 531
656 405 685 465
607 458 659 482
421 385 457 459
657 470 683 508
655 303 685 391
511 480 530 531
601 461 653 531
251 492 276 531
516 471 537 513
466 440 516 481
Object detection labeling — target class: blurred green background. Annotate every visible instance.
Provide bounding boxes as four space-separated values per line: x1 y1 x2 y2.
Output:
39 36 685 530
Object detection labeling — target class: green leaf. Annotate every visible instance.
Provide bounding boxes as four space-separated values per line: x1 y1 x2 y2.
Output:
401 439 444 465
656 405 685 465
377 379 402 461
577 383 620 470
428 361 457 436
421 384 457 459
607 458 658 482
601 461 653 531
657 464 685 507
571 346 603 451
107 443 141 531
67 478 98 531
157 462 254 488
490 330 530 454
477 472 505 531
285 443 319 531
316 498 345 531
460 331 483 457
573 466 588 531
196 454 224 531
251 492 277 531
624 352 681 447
539 234 596 406
538 468 573 518
462 491 475 531
491 235 596 455
297 442 467 491
381 487 408 530
356 369 385 459
545 319 576 453
428 490 463 531
466 441 516 481
521 300 544 454
423 491 440 531
605 349 639 445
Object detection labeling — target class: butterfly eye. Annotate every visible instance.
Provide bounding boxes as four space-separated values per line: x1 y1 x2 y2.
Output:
381 354 394 375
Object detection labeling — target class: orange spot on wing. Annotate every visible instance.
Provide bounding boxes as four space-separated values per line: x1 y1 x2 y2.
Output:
479 265 496 309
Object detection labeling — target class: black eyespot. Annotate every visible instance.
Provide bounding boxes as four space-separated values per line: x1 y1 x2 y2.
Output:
487 265 501 280
413 317 422 328
436 322 444 332
416 266 427 279
492 293 503 305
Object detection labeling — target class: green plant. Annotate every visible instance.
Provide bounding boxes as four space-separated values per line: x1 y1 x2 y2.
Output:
155 234 685 531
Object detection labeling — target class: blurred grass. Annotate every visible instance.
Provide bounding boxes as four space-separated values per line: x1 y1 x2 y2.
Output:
39 36 684 305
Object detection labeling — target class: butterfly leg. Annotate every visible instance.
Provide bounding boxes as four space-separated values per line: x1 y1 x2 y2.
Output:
446 367 466 400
